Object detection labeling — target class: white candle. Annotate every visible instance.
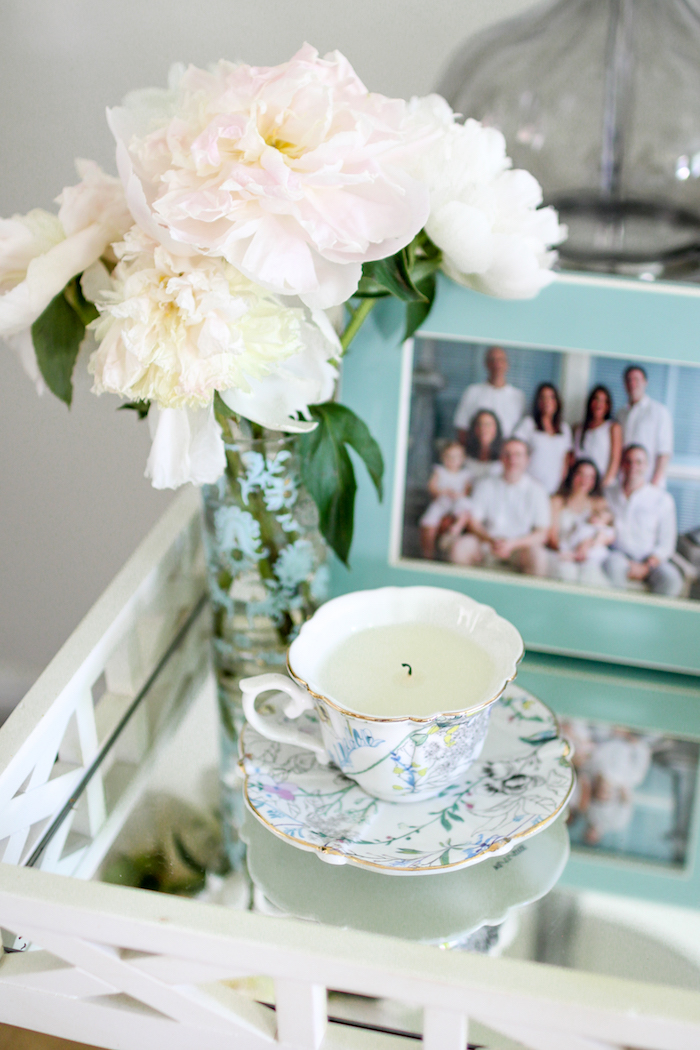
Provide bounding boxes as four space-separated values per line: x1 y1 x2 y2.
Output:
316 622 496 719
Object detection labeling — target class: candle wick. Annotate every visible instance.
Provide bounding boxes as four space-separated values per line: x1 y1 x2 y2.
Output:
401 663 412 676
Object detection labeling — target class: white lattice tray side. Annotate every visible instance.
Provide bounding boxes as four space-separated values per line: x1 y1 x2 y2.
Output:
0 488 206 876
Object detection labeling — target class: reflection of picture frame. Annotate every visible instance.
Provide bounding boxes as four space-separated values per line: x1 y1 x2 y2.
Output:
333 272 700 673
562 716 698 870
517 652 700 904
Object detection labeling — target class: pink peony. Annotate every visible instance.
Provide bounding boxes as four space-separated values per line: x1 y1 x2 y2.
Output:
108 45 432 309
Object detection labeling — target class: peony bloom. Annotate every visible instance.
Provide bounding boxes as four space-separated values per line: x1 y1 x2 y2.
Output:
89 229 340 487
56 159 133 257
0 160 132 339
145 403 226 488
405 95 566 298
107 45 433 309
89 228 338 416
220 305 338 432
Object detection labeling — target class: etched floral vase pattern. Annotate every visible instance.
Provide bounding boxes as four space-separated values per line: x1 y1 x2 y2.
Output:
201 425 328 866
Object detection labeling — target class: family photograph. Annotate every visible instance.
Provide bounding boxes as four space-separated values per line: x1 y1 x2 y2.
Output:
402 337 700 601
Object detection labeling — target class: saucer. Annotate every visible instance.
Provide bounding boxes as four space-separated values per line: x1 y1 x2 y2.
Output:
242 809 570 945
240 684 574 875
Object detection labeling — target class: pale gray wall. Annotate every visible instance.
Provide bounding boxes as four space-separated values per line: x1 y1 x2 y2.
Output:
0 0 539 693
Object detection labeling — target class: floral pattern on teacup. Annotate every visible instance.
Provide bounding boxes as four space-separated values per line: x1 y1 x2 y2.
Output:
240 685 574 873
311 696 494 801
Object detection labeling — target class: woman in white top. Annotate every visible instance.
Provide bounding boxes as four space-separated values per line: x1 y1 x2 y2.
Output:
445 410 504 542
515 383 572 495
573 385 622 489
463 408 504 482
547 458 615 588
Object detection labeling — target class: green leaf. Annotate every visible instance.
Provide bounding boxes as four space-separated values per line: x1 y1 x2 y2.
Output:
299 416 356 565
119 400 151 420
355 273 391 299
298 403 384 565
439 848 452 866
64 275 100 326
362 249 427 302
407 253 441 286
31 289 86 406
166 875 207 896
337 409 383 503
172 833 207 876
403 273 436 342
440 812 452 831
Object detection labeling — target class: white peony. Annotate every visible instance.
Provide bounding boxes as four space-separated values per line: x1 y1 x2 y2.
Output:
107 45 433 309
89 229 338 414
89 230 340 488
0 161 133 388
57 159 133 249
220 306 338 432
0 161 132 338
145 403 226 488
405 95 566 298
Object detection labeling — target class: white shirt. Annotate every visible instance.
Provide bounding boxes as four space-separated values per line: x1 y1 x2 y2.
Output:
514 417 573 495
617 395 673 481
453 382 526 437
606 481 677 562
464 456 503 483
470 473 551 540
573 419 613 478
430 464 472 496
588 737 651 790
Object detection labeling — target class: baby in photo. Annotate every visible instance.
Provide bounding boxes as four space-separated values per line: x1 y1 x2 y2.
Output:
558 504 615 564
419 442 472 558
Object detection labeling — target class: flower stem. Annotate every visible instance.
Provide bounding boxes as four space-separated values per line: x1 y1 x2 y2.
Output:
64 277 99 326
340 297 378 355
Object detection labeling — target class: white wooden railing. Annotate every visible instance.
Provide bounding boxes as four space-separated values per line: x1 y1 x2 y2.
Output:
1 488 699 1050
3 859 700 1050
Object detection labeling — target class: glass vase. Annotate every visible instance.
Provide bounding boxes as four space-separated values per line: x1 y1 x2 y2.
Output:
201 421 329 868
440 0 700 277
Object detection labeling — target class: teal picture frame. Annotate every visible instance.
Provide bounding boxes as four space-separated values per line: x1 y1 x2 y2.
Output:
331 272 700 675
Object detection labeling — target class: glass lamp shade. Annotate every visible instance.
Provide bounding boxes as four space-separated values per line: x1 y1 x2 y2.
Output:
439 0 700 275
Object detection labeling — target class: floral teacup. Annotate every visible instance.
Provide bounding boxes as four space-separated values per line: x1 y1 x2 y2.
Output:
240 586 524 803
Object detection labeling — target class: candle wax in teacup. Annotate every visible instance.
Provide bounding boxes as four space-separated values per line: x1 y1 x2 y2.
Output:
315 623 496 718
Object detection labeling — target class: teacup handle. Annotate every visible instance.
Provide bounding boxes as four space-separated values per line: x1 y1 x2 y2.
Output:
240 674 329 764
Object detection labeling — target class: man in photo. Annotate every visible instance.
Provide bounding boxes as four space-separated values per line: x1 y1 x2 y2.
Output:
454 345 526 442
604 444 683 596
617 365 673 486
448 438 550 575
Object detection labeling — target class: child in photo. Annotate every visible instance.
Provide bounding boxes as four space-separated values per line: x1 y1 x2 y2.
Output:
556 503 614 565
419 442 473 558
